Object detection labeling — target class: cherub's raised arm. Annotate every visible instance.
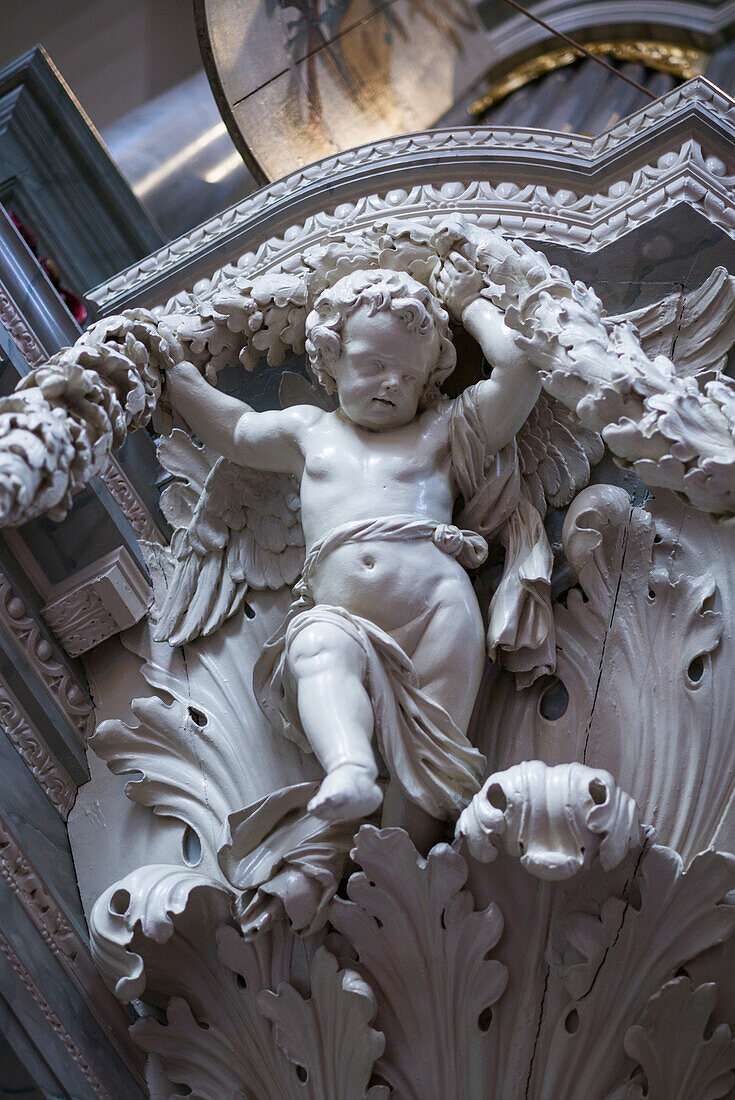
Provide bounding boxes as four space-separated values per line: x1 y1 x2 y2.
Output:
437 254 541 454
166 361 317 473
462 298 542 454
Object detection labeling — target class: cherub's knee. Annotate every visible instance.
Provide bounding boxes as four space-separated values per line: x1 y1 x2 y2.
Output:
288 622 366 679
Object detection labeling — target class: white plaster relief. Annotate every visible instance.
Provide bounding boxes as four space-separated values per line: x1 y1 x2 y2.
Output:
456 761 642 879
41 547 151 657
11 206 735 1097
84 77 735 314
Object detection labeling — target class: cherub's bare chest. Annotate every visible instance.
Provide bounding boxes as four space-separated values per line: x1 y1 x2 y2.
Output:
302 417 450 492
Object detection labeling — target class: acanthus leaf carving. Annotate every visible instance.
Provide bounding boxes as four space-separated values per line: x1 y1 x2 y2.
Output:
616 976 735 1100
53 193 735 1100
475 483 731 861
330 826 507 1100
257 947 389 1100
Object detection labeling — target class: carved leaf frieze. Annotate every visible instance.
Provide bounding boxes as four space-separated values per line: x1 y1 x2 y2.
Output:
0 671 75 818
0 574 94 739
258 948 389 1100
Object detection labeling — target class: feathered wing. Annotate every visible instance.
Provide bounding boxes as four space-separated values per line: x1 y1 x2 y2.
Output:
608 267 735 377
154 457 304 646
516 392 604 518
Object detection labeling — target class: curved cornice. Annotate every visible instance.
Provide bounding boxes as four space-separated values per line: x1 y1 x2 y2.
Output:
88 77 735 316
474 0 735 56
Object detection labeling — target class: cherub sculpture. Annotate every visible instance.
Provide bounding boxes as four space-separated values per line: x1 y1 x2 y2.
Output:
156 260 599 827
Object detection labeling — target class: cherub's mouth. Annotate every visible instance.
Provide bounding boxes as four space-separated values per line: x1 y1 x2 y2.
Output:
372 397 395 407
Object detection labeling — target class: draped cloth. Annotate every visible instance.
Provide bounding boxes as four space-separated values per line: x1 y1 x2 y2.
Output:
451 383 556 688
254 384 556 818
254 516 488 821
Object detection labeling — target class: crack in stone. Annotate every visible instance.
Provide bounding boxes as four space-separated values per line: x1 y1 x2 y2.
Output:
583 503 634 763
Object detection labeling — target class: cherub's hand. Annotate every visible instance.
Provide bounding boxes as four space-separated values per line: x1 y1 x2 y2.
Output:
436 251 485 320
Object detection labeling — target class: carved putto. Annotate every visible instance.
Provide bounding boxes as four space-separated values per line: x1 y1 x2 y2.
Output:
5 214 735 1097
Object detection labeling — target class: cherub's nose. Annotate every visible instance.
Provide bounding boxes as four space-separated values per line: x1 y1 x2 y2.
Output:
382 374 400 392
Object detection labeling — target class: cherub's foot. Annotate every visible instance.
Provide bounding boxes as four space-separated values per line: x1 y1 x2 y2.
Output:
307 764 383 823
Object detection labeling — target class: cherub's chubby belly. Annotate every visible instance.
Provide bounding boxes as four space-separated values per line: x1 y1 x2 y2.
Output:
308 537 479 635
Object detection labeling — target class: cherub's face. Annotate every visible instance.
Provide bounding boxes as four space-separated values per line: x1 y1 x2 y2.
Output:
331 307 440 431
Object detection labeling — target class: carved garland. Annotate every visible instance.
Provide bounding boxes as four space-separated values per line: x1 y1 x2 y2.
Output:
91 77 735 313
1 219 735 541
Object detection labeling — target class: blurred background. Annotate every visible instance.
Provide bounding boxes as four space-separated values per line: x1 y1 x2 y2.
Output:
2 0 734 246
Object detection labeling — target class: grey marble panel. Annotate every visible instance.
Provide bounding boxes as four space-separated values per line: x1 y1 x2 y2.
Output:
0 722 85 936
540 205 735 312
0 876 145 1099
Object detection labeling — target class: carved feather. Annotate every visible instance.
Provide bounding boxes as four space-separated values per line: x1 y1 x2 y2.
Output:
610 267 735 377
517 392 604 517
154 455 304 646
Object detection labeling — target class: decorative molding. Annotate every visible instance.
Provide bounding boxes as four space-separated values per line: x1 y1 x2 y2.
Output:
42 547 151 657
0 814 145 1088
0 927 114 1100
101 456 164 545
85 77 735 314
0 280 46 367
0 815 80 965
0 574 94 740
0 672 75 819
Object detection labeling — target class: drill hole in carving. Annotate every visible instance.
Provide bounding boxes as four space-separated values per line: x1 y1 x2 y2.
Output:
539 678 569 721
478 1006 493 1032
296 1065 309 1084
588 778 607 806
182 826 202 867
687 655 705 684
565 1008 579 1034
486 783 507 812
236 973 247 990
110 888 131 916
188 706 208 727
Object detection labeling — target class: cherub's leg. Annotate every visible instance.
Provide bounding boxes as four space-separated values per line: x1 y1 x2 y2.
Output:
409 585 486 733
287 621 383 822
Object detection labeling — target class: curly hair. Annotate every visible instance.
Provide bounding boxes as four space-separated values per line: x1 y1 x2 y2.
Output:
305 269 456 407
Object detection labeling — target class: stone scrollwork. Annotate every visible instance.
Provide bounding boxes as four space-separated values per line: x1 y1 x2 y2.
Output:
8 210 735 1096
456 761 642 879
